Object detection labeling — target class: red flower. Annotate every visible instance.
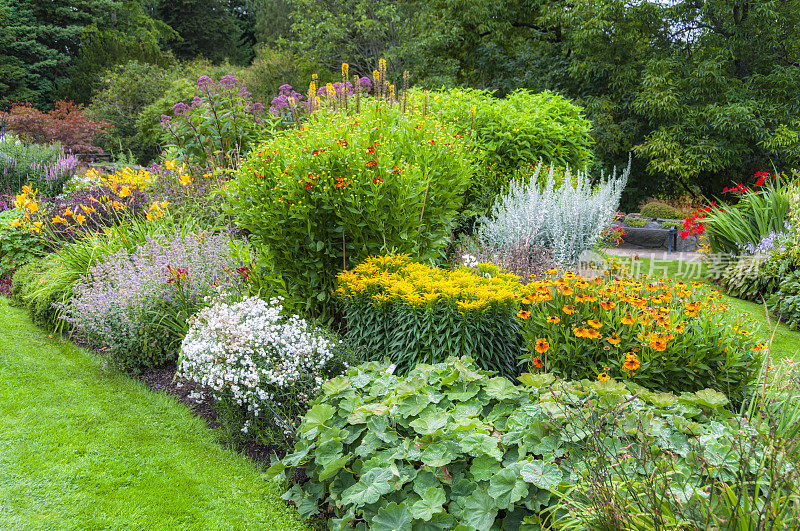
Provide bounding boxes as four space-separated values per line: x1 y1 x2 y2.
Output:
304 182 313 189
373 177 384 184
365 160 377 167
755 176 766 186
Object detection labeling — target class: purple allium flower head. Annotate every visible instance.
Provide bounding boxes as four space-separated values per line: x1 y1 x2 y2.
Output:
358 76 372 92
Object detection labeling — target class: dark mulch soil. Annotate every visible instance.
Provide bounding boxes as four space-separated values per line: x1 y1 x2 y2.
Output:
0 275 11 298
135 363 286 468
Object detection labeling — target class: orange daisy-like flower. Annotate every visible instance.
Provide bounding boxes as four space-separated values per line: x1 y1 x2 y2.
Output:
607 334 621 346
517 310 531 320
521 297 532 305
546 316 560 324
585 329 602 340
597 372 610 382
621 314 634 325
623 358 641 370
532 356 545 368
588 319 603 329
573 327 587 338
600 300 616 310
561 287 574 296
649 334 668 352
534 338 550 353
563 305 576 315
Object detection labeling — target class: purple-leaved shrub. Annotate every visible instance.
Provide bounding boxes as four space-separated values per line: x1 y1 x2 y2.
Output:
63 230 242 371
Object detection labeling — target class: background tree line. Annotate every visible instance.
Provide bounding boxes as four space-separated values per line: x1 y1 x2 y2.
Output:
1 0 799 205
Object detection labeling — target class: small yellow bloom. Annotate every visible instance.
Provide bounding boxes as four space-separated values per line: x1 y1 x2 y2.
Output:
546 316 560 324
75 214 86 225
588 319 603 329
563 305 576 315
51 215 67 224
9 218 22 228
30 221 43 233
597 372 610 382
118 186 131 198
179 174 192 186
165 160 176 170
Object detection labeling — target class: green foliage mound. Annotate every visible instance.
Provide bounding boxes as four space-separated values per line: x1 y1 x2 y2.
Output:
0 209 45 277
424 88 593 218
721 254 795 303
229 105 474 320
769 271 800 331
270 357 793 529
639 200 684 220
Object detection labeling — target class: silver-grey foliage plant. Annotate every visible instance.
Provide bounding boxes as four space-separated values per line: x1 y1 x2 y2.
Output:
478 160 630 267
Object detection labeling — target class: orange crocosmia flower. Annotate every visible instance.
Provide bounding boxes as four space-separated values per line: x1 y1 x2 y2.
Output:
563 305 576 315
588 319 603 329
546 316 560 324
534 338 550 353
517 310 531 320
600 300 616 310
623 358 641 370
532 356 545 368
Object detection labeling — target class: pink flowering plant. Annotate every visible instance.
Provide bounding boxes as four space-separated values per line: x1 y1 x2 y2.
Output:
160 75 280 168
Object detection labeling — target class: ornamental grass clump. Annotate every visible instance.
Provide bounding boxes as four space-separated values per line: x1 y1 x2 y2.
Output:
177 296 348 444
517 269 762 402
230 104 473 321
63 231 240 371
336 254 524 377
479 161 629 267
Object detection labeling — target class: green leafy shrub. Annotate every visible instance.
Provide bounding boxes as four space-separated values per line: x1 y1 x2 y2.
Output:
336 254 524 377
769 271 800 331
270 357 796 529
423 88 593 218
623 214 651 228
517 271 761 403
0 209 45 276
87 60 175 164
639 199 684 220
229 105 474 320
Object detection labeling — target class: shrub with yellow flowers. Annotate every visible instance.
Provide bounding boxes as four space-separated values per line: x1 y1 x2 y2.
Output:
336 254 525 377
8 182 150 245
230 104 474 321
517 269 762 401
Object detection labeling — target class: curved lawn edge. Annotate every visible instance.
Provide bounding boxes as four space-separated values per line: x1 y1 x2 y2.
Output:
0 298 307 530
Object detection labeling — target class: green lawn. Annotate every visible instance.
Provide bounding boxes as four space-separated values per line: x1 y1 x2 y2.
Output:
629 256 800 363
0 298 307 530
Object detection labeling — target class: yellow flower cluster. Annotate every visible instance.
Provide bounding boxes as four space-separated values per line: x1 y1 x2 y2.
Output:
86 166 156 191
336 254 522 312
10 185 42 232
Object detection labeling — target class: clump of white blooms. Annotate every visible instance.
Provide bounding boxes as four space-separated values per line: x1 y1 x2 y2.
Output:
177 296 344 436
479 160 629 267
